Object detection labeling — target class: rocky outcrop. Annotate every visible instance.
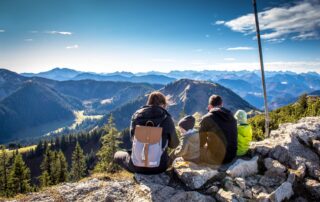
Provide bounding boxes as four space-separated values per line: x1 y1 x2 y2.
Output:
173 157 219 189
11 117 320 202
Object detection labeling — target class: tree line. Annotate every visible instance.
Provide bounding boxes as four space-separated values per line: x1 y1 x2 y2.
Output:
0 115 124 198
249 94 320 140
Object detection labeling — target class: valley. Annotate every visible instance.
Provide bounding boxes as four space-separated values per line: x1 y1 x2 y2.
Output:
0 68 319 145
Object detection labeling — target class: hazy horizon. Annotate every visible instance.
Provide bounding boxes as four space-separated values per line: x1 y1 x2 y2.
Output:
8 66 320 75
1 0 320 73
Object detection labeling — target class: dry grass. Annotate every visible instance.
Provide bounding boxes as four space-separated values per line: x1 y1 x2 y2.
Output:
0 145 37 157
89 170 134 181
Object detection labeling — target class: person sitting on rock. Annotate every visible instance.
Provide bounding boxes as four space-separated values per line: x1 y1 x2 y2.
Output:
234 110 252 156
114 91 179 174
199 95 238 165
173 115 200 162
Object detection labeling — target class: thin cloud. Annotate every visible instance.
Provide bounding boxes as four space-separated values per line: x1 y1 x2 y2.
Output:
0 29 5 33
24 39 33 42
218 0 320 42
224 58 236 61
66 44 79 49
215 20 225 25
227 47 254 51
46 31 72 35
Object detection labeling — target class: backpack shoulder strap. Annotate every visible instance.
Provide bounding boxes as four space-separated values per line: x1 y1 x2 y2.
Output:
157 114 168 127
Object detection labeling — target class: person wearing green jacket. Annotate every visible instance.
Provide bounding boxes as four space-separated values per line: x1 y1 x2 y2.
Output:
234 110 252 156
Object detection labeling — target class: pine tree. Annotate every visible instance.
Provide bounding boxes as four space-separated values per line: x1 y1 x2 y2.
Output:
94 114 121 172
39 171 50 188
8 153 31 195
57 151 68 183
0 146 10 197
70 142 86 181
35 140 43 155
40 148 54 186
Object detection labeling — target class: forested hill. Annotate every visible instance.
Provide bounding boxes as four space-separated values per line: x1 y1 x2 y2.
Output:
249 94 320 140
100 79 256 130
0 81 81 142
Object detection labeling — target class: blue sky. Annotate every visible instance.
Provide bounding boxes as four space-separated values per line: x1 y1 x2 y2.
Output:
0 0 320 73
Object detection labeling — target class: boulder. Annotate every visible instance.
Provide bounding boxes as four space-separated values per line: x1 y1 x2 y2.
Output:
173 159 219 189
206 185 219 195
226 156 259 178
312 139 320 156
134 173 170 186
269 182 293 202
258 175 285 188
251 117 320 180
304 178 320 200
234 177 246 190
215 189 243 202
224 179 243 196
168 191 215 202
263 158 286 176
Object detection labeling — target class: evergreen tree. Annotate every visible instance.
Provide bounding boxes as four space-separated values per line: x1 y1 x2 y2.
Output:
8 153 31 195
39 171 50 188
40 148 54 185
35 140 43 155
0 146 10 197
94 114 121 172
57 151 68 183
249 96 320 140
70 142 86 181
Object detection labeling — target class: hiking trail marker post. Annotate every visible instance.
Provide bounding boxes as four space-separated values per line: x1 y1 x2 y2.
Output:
252 0 270 137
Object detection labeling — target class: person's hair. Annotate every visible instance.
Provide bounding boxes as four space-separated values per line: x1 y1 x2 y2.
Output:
209 95 223 107
147 91 167 107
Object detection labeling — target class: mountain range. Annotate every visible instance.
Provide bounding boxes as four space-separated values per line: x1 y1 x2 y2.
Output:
22 68 175 85
1 67 319 143
0 68 257 143
0 69 162 143
21 68 320 110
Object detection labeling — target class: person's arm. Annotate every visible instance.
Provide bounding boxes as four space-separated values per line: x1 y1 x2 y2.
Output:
199 117 209 148
174 135 189 157
129 114 136 140
166 117 179 148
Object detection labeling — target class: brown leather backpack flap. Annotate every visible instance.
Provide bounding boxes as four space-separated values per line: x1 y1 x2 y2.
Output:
134 126 163 144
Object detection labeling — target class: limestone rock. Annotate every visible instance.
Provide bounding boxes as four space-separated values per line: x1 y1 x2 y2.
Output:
224 180 243 196
134 173 170 186
243 189 253 199
173 159 219 189
259 175 285 188
234 177 246 190
226 156 258 178
206 185 219 195
269 182 293 202
251 117 320 180
168 191 215 202
312 139 320 155
304 178 320 200
264 158 286 176
216 189 243 202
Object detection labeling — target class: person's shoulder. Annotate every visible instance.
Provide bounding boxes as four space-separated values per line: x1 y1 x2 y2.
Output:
200 112 213 122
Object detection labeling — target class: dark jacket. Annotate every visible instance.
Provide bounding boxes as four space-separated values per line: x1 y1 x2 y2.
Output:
199 107 237 164
130 105 179 174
